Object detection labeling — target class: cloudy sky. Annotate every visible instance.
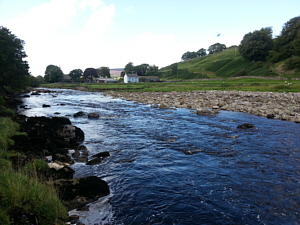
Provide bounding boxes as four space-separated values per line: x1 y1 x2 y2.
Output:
0 0 299 76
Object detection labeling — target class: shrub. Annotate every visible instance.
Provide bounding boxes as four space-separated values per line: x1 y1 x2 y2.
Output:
284 56 300 70
0 108 15 117
235 69 247 76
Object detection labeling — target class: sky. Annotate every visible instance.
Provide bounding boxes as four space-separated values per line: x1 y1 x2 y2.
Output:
0 0 299 76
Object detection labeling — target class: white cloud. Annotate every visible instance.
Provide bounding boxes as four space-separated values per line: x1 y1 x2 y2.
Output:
82 4 115 41
78 0 104 11
125 32 177 67
5 0 115 75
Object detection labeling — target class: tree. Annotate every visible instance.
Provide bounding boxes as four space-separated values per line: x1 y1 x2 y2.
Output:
208 43 226 54
135 63 149 76
36 75 45 84
124 62 135 74
97 67 110 78
146 65 159 76
270 16 300 61
0 26 30 92
44 65 63 83
197 48 207 57
83 68 98 82
181 51 197 61
238 28 273 61
69 69 83 82
280 16 300 44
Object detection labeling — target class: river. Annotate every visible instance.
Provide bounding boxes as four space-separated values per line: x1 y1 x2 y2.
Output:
19 89 300 225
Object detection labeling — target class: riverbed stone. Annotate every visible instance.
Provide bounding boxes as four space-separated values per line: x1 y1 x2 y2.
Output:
106 90 300 123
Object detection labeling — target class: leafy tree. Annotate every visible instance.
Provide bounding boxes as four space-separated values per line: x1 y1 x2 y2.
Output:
69 69 83 82
208 43 226 54
44 65 63 83
270 16 300 62
36 75 45 84
197 48 207 57
124 62 135 73
181 51 197 61
28 75 40 87
280 16 300 44
97 67 110 78
135 63 149 76
83 68 98 82
146 65 159 76
0 26 30 92
238 28 273 61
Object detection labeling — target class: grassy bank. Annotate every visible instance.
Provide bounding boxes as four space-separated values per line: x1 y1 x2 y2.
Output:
0 99 67 224
42 78 300 93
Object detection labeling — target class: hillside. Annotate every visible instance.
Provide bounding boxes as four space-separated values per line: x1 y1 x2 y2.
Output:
159 48 300 80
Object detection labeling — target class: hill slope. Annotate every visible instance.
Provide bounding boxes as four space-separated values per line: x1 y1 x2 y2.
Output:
159 48 300 80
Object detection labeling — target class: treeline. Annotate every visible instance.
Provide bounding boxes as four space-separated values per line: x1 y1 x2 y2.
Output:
120 62 159 77
42 65 111 83
180 15 300 69
181 43 227 61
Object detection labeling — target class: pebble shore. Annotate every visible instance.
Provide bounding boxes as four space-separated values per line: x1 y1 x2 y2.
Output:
105 90 300 123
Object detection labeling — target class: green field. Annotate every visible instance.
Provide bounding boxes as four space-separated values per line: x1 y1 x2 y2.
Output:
159 48 300 80
42 78 300 93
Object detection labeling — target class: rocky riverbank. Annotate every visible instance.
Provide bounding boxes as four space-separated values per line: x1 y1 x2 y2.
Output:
105 90 300 123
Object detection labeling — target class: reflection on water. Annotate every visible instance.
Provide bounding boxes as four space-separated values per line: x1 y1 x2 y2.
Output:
19 89 300 225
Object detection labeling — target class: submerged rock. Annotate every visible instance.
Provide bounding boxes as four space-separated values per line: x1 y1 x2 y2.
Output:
88 112 100 119
237 123 256 129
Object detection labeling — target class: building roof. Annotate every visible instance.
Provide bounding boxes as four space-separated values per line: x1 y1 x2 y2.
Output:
125 73 138 77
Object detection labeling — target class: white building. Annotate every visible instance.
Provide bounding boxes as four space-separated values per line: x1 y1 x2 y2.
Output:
124 73 139 83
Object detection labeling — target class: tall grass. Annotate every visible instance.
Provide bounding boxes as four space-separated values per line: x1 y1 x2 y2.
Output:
0 115 68 224
0 159 67 224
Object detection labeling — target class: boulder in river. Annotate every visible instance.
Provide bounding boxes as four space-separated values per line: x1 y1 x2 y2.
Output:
74 111 86 117
237 123 256 129
49 176 110 211
88 112 100 119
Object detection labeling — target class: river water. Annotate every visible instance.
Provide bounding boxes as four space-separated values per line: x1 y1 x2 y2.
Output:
19 89 300 225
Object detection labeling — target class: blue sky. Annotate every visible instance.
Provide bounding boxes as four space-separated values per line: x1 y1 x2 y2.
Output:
0 0 299 76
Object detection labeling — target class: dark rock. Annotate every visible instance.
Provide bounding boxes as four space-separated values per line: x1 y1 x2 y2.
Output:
42 104 51 107
74 111 86 117
92 151 110 158
88 112 100 119
23 95 30 98
86 158 102 165
50 166 75 180
72 150 80 158
237 123 256 129
57 125 84 145
11 116 84 157
267 114 275 119
77 155 88 163
52 154 74 164
77 145 87 151
50 176 110 210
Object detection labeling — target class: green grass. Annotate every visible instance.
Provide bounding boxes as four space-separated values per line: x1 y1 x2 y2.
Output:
42 78 300 93
0 111 68 224
159 48 300 80
0 159 67 224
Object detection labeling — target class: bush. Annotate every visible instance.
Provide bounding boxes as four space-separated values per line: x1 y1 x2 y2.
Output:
284 56 300 70
235 69 247 76
0 108 15 117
